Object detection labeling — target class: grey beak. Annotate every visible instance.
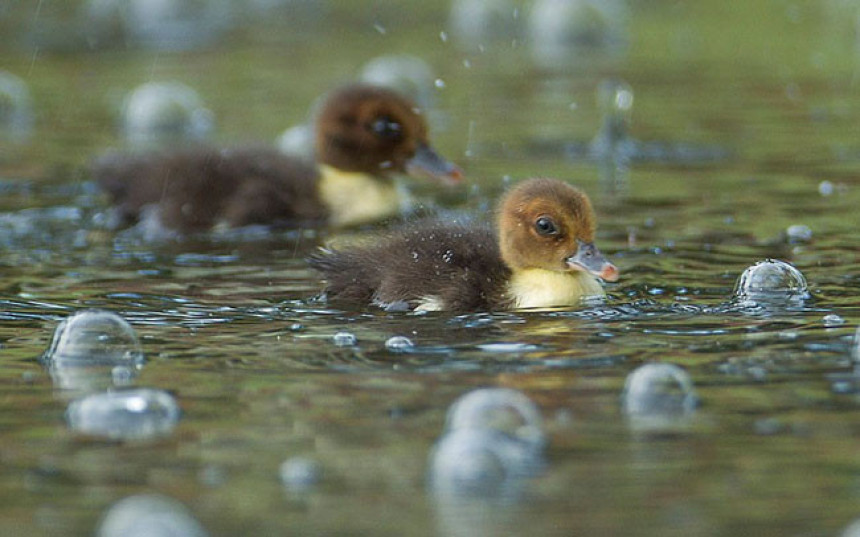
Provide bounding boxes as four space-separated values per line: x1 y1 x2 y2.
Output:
565 240 619 282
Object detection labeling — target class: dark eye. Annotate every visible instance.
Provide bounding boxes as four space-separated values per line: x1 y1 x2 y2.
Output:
370 117 403 140
535 216 558 236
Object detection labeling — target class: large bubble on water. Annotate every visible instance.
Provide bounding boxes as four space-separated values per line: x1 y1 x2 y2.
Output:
360 54 436 110
96 494 208 537
622 363 698 432
42 310 144 391
448 0 520 50
428 428 540 498
733 259 809 305
0 70 34 143
121 81 214 146
67 388 180 440
444 387 545 449
430 388 545 499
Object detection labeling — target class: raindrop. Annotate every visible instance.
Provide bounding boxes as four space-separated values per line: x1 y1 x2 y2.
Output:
42 310 144 391
96 494 208 537
434 78 447 89
819 180 834 196
333 331 357 346
279 457 321 491
373 22 386 34
385 336 414 352
121 81 214 147
444 387 545 450
732 259 809 306
67 388 180 440
439 30 449 42
621 363 698 431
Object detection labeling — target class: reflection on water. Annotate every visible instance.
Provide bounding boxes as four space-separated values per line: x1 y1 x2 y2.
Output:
3 0 860 535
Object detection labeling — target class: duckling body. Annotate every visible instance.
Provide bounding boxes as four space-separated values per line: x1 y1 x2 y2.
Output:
310 177 618 312
93 84 460 233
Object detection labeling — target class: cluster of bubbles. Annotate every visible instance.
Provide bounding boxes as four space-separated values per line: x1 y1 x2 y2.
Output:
41 309 179 440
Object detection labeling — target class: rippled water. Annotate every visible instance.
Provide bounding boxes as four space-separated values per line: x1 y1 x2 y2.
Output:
3 0 860 535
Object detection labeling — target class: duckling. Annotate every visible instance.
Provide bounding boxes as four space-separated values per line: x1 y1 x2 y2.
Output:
309 177 618 311
93 84 462 233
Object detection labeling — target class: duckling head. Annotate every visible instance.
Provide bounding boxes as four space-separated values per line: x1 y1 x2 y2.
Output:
315 84 461 183
497 177 619 281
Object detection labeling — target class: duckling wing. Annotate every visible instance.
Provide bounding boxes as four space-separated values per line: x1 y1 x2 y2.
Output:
309 219 512 311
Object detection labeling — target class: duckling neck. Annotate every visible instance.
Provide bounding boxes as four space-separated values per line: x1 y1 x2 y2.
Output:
507 268 605 309
317 164 411 227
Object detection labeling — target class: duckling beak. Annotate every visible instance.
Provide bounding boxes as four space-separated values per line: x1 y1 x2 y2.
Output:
405 143 463 185
565 241 619 282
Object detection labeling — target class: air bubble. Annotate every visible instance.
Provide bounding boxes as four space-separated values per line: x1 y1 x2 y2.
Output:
42 310 144 391
733 259 809 306
622 363 698 432
444 387 544 450
96 494 208 537
67 388 180 440
385 336 414 352
121 81 214 147
333 332 357 346
279 457 321 491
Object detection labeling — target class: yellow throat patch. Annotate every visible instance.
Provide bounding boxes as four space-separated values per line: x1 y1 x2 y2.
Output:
317 164 411 228
507 268 605 309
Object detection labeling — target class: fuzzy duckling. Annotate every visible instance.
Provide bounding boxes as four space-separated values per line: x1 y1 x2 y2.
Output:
309 177 619 311
93 84 462 233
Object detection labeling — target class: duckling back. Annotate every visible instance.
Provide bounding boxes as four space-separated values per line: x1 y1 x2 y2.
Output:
309 219 511 311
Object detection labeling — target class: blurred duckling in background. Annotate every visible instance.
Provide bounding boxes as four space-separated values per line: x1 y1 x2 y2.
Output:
310 177 618 311
93 84 462 234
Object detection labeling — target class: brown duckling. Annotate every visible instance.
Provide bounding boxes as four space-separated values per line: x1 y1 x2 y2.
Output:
309 177 619 311
93 84 462 233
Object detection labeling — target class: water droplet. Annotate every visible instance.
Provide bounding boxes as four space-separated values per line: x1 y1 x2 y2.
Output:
819 180 834 196
439 30 449 42
279 457 321 491
434 78 447 89
733 259 809 305
445 388 544 449
373 22 386 34
621 363 698 431
42 310 144 391
67 388 180 440
96 494 208 537
385 336 414 352
333 332 357 346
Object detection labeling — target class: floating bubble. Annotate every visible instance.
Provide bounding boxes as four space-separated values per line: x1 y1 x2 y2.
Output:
385 335 415 352
621 363 698 431
275 123 315 161
785 224 812 243
121 0 234 51
528 0 628 67
444 387 545 450
732 259 809 305
42 310 144 391
823 314 846 327
360 54 436 110
449 0 520 49
279 456 321 491
96 494 208 537
428 428 541 498
333 332 357 346
67 388 180 440
121 81 214 146
0 71 34 143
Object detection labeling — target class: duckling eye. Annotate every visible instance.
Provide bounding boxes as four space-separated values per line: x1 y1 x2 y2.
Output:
370 117 403 140
534 216 558 236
